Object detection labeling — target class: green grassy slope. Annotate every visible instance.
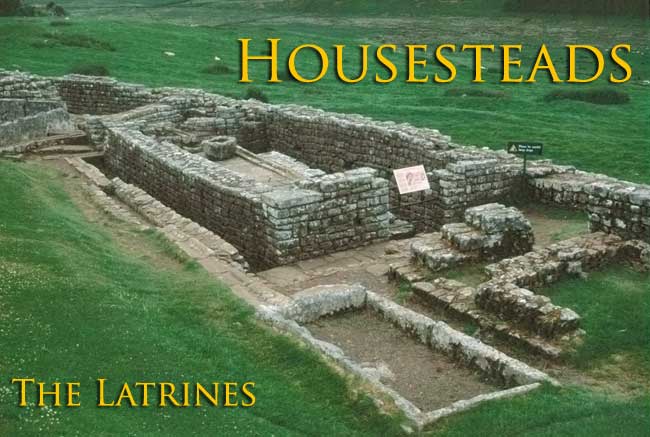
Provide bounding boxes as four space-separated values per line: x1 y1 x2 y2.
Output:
0 161 405 435
436 384 650 437
1 14 648 183
542 266 650 373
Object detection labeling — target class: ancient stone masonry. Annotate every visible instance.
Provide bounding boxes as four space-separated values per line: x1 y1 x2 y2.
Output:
260 284 553 430
8 69 650 428
475 282 580 339
0 99 73 149
2 69 649 261
528 168 650 243
0 70 59 100
0 70 72 150
104 127 391 269
55 75 155 115
427 159 522 226
407 203 533 273
395 228 650 357
484 232 647 289
443 203 534 259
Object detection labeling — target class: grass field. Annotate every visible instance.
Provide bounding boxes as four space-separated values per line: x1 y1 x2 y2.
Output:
1 2 649 435
0 1 648 182
542 266 650 374
0 161 408 435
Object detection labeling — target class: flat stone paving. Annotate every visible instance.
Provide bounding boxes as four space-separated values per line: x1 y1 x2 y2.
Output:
258 204 592 296
219 156 293 186
257 239 414 295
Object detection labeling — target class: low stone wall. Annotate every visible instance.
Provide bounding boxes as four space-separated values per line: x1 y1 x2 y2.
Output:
55 75 155 115
262 283 553 429
528 171 650 243
0 70 59 100
476 281 580 338
0 99 73 149
104 127 391 268
485 232 646 289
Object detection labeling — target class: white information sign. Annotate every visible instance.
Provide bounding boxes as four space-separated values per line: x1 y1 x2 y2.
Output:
393 165 430 194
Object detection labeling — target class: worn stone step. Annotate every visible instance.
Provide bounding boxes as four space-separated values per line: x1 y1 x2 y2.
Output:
23 131 89 151
387 262 427 283
388 219 416 240
408 279 579 359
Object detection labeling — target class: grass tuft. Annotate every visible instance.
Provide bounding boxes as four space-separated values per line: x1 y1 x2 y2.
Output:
395 280 413 304
243 86 269 103
544 88 630 105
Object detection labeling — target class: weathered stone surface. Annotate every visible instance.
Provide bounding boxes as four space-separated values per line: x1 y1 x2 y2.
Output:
279 284 367 323
529 171 650 242
442 203 534 258
476 281 580 338
484 232 632 289
0 98 73 150
202 135 237 161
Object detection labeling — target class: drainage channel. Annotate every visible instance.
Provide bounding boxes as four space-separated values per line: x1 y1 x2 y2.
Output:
260 284 555 431
307 308 496 412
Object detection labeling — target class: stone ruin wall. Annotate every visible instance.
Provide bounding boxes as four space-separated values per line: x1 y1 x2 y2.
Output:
0 71 72 149
54 75 156 115
104 127 391 269
0 99 72 148
2 69 648 245
528 171 650 243
0 70 59 100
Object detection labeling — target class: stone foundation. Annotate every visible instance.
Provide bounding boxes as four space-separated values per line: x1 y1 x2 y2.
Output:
528 170 650 243
2 68 649 257
104 127 391 269
0 98 73 149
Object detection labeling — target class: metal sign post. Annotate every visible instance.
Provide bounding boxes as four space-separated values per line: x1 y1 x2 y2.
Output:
506 142 543 175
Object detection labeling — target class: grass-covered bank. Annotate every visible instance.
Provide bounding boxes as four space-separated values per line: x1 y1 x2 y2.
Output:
542 266 650 375
0 160 405 435
0 15 648 183
435 384 650 436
